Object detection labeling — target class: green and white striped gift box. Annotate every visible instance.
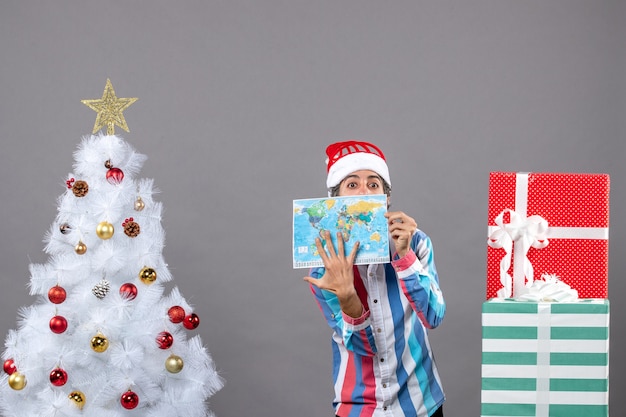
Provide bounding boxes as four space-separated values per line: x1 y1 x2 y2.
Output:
481 299 609 417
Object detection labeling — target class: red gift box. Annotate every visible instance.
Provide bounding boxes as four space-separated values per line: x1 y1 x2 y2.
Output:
486 172 610 300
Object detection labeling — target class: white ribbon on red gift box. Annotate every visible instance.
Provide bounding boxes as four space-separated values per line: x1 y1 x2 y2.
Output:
516 273 579 302
488 208 549 298
487 172 608 298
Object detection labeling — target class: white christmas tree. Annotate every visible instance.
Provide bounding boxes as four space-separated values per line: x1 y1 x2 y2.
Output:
0 80 223 417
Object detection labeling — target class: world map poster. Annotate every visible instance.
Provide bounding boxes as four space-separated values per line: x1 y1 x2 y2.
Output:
292 194 390 269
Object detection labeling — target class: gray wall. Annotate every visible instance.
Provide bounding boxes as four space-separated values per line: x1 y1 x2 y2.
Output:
1 1 624 416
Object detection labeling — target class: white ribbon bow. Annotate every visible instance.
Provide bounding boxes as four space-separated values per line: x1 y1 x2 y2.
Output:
516 273 579 302
488 209 550 298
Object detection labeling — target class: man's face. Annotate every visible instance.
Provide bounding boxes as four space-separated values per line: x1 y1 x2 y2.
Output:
338 170 385 196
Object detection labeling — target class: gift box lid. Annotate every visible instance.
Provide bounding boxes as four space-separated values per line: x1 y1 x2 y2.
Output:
488 172 610 228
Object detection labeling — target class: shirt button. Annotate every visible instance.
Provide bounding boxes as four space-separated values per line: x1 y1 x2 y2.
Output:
380 358 385 362
331 314 335 319
377 328 382 333
382 383 387 388
384 406 388 411
373 299 378 303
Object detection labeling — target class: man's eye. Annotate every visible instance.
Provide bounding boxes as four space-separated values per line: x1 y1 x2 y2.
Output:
369 183 379 188
347 182 357 188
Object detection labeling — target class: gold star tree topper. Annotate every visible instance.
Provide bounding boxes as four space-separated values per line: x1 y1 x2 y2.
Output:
82 79 138 135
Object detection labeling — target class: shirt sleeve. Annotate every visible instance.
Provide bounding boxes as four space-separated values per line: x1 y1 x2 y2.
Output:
391 230 446 329
308 267 377 357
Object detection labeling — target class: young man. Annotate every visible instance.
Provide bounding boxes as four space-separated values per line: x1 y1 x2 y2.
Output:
304 141 445 417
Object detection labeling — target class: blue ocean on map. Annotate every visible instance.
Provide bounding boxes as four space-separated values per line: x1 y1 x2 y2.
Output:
292 194 390 268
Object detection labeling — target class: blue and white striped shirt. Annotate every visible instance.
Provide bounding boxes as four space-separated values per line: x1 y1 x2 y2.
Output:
309 230 446 417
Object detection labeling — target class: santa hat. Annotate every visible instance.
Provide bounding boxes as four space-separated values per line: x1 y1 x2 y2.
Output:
325 140 391 189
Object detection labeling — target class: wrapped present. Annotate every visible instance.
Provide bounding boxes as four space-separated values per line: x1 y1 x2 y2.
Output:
481 299 609 417
487 172 610 299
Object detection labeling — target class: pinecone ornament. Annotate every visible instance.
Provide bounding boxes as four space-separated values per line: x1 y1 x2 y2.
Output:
72 180 89 197
92 279 111 299
123 218 140 237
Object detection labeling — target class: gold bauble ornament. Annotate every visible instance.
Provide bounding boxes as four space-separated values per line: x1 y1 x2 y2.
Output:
8 372 27 390
68 391 86 409
165 354 184 373
75 241 87 255
139 267 157 285
134 196 145 211
91 332 109 353
96 221 115 240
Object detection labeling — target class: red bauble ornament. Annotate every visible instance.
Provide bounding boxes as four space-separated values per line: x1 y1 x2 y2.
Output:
168 306 185 323
49 368 68 386
106 168 124 185
48 285 67 304
119 283 138 300
120 390 139 410
3 359 16 375
156 331 174 349
49 316 68 334
183 313 200 330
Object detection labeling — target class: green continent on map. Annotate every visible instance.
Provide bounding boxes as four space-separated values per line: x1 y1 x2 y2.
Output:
305 199 336 228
